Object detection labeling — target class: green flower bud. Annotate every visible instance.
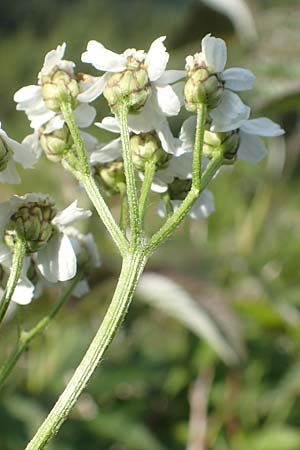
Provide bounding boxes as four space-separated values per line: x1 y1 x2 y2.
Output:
4 199 57 254
0 136 12 172
184 54 224 111
203 129 240 163
130 132 170 172
104 53 151 113
168 178 192 200
40 125 73 162
41 69 79 112
94 160 126 195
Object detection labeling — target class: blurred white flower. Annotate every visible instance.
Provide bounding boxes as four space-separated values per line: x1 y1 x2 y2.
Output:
158 187 215 221
237 117 285 163
0 122 37 184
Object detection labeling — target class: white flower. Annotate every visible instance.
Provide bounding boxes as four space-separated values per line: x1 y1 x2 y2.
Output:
78 37 184 130
0 122 37 184
91 115 181 162
0 194 92 292
158 189 215 221
237 117 285 163
186 34 255 132
14 43 96 132
64 228 101 298
177 115 284 164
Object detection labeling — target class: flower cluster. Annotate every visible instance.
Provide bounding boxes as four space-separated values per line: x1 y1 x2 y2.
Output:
1 34 284 310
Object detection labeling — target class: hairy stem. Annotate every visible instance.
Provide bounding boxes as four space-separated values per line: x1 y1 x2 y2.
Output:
0 236 26 325
25 251 147 450
118 102 141 247
192 103 207 190
139 161 156 225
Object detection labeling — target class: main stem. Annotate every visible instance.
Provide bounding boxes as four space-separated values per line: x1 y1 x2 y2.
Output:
25 251 147 450
118 102 141 247
0 236 26 324
0 275 80 390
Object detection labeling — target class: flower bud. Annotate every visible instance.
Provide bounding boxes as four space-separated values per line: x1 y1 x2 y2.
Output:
41 69 79 112
0 136 12 172
40 125 73 162
168 178 192 200
104 50 151 113
203 129 240 163
94 160 126 195
4 198 57 254
130 132 170 172
184 54 223 111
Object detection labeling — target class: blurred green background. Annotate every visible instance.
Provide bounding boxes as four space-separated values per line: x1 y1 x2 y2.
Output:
1 0 300 449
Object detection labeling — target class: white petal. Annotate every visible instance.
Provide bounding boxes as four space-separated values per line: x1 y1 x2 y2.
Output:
150 177 169 193
127 94 159 133
73 104 96 128
96 116 121 133
80 131 99 153
22 133 43 159
157 70 186 85
14 85 41 103
156 119 178 155
12 277 35 305
202 34 227 73
178 116 197 153
222 68 256 91
0 242 12 264
43 115 65 134
73 280 90 298
37 233 77 282
210 90 250 132
77 74 110 102
241 118 285 137
53 200 91 227
145 36 169 82
189 190 215 220
30 110 56 130
155 85 181 116
238 131 267 163
0 159 20 184
90 138 122 163
167 153 193 179
41 43 67 76
81 40 127 72
4 135 37 168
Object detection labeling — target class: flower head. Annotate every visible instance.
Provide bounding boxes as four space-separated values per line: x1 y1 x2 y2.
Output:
79 37 184 128
185 34 255 132
14 43 96 133
0 194 91 285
